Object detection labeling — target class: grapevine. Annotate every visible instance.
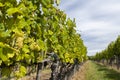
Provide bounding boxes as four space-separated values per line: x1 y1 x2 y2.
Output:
0 0 87 79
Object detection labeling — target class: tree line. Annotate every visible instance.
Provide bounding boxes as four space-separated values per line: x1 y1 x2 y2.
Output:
91 35 120 69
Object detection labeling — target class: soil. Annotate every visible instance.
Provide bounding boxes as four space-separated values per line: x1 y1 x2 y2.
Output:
19 69 51 80
71 61 88 80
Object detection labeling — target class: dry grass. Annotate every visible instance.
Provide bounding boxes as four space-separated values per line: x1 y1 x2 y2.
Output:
19 69 51 80
71 61 89 80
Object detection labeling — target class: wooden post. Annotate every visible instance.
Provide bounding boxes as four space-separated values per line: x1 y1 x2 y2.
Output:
36 63 42 80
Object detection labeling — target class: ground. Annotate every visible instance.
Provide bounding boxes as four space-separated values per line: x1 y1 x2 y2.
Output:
10 61 120 80
72 61 120 80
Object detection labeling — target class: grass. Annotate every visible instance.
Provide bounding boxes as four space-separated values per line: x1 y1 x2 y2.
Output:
85 61 120 80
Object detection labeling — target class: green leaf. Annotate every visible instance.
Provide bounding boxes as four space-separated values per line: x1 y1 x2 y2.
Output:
1 67 11 76
0 42 4 47
24 53 31 64
37 39 45 50
41 0 51 6
15 65 27 78
12 28 24 37
48 30 53 35
70 59 74 63
0 48 8 61
7 53 15 58
16 55 22 61
20 65 26 75
0 23 5 31
18 3 26 12
50 35 58 43
65 53 69 58
74 47 77 52
0 60 2 65
42 7 49 15
59 53 64 59
54 16 59 21
0 2 4 7
22 45 30 53
1 31 11 38
30 42 40 51
7 7 22 16
17 19 27 28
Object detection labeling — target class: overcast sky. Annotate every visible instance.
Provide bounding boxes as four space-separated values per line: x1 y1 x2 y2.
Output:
59 0 120 56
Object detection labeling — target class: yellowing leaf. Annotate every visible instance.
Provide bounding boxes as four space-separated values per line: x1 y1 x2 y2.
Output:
15 65 27 78
48 30 53 35
16 37 24 49
56 0 60 6
7 53 15 58
70 59 74 63
20 65 26 75
65 53 69 58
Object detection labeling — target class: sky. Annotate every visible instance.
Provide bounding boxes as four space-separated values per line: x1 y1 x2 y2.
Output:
59 0 120 56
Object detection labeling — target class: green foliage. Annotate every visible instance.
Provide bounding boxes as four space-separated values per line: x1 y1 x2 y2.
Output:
0 0 87 78
93 35 120 61
15 65 27 78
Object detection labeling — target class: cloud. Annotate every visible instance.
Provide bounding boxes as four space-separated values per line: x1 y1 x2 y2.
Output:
59 0 120 56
